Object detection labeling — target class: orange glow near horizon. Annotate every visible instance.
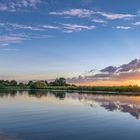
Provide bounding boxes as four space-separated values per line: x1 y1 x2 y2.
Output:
75 80 140 87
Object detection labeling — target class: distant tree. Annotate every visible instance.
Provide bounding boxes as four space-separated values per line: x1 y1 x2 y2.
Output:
30 81 47 89
10 80 17 86
4 80 10 86
44 80 48 86
72 84 77 87
19 82 25 87
49 78 69 86
28 80 33 86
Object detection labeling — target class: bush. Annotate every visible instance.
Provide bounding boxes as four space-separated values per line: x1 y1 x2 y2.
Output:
30 81 47 89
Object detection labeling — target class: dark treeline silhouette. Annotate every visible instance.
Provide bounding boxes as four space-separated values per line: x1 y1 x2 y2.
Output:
30 78 71 89
0 78 71 89
0 80 27 89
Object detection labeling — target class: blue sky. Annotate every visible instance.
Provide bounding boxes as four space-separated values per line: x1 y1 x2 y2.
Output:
0 0 140 80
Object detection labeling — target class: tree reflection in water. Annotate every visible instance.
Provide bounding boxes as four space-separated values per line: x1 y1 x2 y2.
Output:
1 90 140 119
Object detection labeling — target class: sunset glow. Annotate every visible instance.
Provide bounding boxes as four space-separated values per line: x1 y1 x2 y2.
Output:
76 80 140 87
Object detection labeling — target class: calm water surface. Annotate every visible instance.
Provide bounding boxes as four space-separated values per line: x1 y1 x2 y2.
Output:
0 90 140 140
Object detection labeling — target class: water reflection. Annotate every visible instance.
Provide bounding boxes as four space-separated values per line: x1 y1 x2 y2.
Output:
0 132 19 140
67 93 140 120
0 90 18 97
1 90 140 120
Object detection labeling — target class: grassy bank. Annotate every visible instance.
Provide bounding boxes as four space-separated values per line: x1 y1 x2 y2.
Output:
1 79 140 94
1 85 140 92
43 85 140 93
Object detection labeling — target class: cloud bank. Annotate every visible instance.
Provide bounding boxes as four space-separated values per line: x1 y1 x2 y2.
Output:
67 59 140 86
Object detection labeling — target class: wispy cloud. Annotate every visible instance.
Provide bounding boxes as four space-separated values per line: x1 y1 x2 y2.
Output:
11 23 45 31
0 0 41 12
0 33 29 47
91 18 107 24
49 9 94 18
97 11 135 20
40 25 60 29
0 34 27 43
0 22 62 32
62 24 95 32
49 8 136 20
0 22 46 32
132 21 140 26
116 26 131 30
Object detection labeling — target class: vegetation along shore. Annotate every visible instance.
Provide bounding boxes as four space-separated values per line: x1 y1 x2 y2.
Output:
1 78 140 94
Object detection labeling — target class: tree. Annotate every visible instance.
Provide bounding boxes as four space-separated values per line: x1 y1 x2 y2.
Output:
49 78 68 86
30 81 47 89
19 82 25 87
10 80 17 86
28 80 33 86
44 80 48 86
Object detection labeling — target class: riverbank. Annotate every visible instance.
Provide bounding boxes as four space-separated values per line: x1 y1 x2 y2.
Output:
1 85 140 95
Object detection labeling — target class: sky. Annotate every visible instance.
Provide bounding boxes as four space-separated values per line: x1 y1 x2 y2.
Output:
0 0 140 81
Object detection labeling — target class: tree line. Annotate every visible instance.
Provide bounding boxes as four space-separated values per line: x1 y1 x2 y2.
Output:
1 79 140 93
0 78 71 89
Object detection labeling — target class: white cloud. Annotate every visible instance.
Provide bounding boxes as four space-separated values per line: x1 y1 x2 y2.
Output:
0 4 15 12
116 26 131 29
49 9 94 18
132 21 140 26
21 0 41 8
62 24 95 32
0 34 28 46
0 35 25 42
40 25 60 29
97 11 135 20
91 18 107 24
0 22 45 31
11 23 45 31
0 0 41 12
50 8 136 20
30 34 52 39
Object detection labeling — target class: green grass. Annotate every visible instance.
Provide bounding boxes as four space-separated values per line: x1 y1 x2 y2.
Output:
1 85 140 95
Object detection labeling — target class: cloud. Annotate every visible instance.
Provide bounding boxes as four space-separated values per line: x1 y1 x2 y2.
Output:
11 23 45 31
30 34 52 39
0 0 41 12
0 35 27 42
49 9 94 18
61 24 95 32
91 18 107 24
116 26 131 29
68 59 140 84
97 11 135 20
40 23 95 32
0 34 29 47
0 22 46 32
50 8 136 20
40 25 60 29
132 21 140 26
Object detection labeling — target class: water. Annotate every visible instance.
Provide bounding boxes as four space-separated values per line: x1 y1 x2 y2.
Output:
0 90 140 140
